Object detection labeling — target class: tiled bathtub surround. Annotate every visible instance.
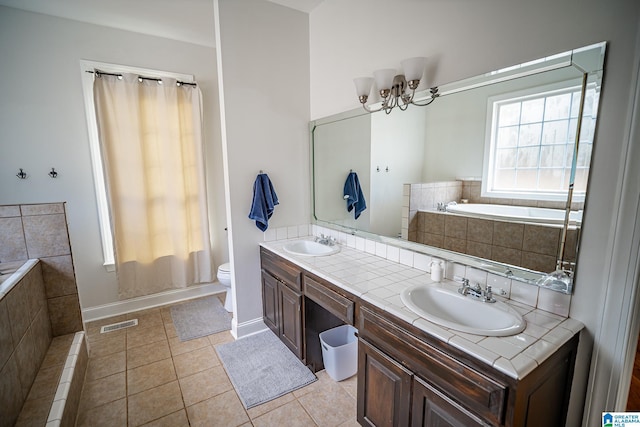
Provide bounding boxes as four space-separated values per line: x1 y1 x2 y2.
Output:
401 181 462 239
45 332 88 427
262 234 581 380
409 210 578 273
13 332 88 427
0 203 82 336
0 260 52 427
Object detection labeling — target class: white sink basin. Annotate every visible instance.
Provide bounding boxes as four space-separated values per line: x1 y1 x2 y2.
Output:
401 284 526 337
282 240 340 257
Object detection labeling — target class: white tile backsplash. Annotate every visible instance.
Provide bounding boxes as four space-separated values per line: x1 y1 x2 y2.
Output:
297 224 310 237
279 222 572 323
448 262 467 281
375 242 387 258
365 239 376 254
487 274 512 298
275 227 288 241
399 249 414 267
510 280 539 306
466 267 487 286
537 287 571 317
386 245 400 263
414 253 431 272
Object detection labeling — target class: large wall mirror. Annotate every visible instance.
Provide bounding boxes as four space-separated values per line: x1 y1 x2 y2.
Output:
311 42 606 293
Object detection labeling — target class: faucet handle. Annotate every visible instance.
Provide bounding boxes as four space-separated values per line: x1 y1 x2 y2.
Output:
454 276 470 295
453 276 469 285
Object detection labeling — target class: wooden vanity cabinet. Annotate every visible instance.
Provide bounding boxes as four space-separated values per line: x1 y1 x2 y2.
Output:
260 247 304 359
357 303 579 427
358 338 412 427
260 247 579 427
260 247 358 371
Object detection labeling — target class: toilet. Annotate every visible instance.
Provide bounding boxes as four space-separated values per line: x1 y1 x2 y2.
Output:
217 263 233 312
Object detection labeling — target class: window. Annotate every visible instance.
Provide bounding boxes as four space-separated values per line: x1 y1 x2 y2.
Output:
482 81 597 201
80 60 196 271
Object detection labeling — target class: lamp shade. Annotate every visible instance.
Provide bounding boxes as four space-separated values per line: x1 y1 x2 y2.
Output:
373 69 396 91
401 57 427 82
353 77 374 97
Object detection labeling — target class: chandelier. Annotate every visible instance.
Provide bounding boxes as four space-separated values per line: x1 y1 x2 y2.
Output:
353 57 439 114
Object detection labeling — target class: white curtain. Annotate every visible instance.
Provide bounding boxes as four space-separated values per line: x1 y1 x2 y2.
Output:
93 73 212 299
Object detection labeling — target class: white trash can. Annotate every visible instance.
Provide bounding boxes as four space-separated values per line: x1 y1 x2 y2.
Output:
319 324 358 381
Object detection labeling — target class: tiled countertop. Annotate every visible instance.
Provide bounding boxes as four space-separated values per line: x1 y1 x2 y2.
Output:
260 238 584 380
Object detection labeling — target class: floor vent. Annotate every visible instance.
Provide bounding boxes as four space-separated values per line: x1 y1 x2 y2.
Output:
100 319 138 333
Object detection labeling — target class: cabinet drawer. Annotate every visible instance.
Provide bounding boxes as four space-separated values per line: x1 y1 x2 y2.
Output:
303 275 354 325
260 247 301 291
358 305 507 425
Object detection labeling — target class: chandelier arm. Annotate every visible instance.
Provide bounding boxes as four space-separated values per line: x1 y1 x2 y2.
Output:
401 88 416 106
361 103 384 113
410 87 440 107
410 96 437 107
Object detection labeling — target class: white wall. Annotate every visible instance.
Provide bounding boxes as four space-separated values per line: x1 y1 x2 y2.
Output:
0 7 226 309
371 107 424 237
310 0 640 425
215 0 310 337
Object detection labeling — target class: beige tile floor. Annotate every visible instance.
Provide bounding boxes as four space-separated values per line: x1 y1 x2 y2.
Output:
79 295 359 426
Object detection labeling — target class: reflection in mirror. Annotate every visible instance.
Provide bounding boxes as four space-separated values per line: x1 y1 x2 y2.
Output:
311 42 606 293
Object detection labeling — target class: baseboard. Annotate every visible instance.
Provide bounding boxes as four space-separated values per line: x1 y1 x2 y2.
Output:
233 316 267 340
82 282 225 322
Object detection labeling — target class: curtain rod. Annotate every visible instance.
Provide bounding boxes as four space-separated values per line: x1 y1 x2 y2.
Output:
86 70 197 87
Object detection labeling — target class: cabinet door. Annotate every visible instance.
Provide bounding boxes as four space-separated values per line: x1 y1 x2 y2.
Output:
358 339 412 427
261 270 279 335
278 283 303 359
412 376 490 427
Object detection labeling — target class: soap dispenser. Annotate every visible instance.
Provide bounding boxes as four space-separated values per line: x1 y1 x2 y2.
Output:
430 260 444 282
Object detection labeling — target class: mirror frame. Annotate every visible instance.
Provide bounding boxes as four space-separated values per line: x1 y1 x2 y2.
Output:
310 42 606 293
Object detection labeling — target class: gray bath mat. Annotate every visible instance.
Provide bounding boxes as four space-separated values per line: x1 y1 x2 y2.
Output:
215 330 317 409
170 295 231 341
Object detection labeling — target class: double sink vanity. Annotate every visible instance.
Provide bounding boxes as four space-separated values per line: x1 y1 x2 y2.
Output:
260 236 583 427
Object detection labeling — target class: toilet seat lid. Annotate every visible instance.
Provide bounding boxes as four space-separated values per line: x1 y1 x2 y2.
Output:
218 262 231 273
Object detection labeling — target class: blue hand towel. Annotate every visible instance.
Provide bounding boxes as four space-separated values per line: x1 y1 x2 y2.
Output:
343 172 366 219
248 173 279 231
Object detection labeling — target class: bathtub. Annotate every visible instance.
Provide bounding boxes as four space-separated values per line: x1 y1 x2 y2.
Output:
0 259 39 297
445 203 582 226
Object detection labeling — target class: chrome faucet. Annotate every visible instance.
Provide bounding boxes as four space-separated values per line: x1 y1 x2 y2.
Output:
437 201 458 212
456 277 500 303
457 278 471 295
315 234 336 246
